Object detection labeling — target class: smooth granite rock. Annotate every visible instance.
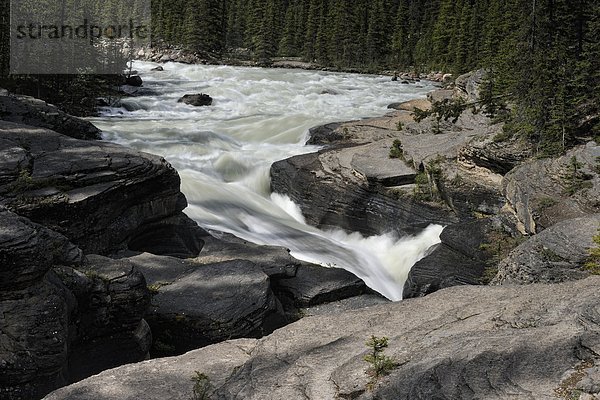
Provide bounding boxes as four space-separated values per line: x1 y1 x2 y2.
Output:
44 276 600 400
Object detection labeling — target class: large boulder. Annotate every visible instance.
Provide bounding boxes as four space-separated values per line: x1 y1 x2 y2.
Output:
0 93 101 140
0 121 198 257
124 75 143 87
492 214 600 285
120 239 368 357
44 276 600 400
110 253 286 356
403 219 494 298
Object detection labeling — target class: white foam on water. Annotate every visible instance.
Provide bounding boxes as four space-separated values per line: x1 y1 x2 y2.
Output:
93 61 442 300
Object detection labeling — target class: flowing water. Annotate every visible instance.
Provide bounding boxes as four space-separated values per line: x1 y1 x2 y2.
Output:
92 61 443 301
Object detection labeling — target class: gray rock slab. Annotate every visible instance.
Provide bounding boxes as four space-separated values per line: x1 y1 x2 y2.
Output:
45 276 600 400
350 140 416 186
493 214 600 285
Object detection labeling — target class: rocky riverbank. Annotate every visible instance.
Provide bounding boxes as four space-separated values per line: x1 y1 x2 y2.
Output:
271 70 600 297
0 90 376 399
3 66 599 400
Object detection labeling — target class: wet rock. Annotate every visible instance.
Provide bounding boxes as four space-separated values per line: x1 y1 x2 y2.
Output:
124 75 143 87
493 214 600 285
44 276 600 400
177 93 213 107
151 66 164 71
0 93 101 140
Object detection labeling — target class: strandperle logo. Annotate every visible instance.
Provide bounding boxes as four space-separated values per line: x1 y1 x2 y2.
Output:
14 19 149 45
10 0 151 74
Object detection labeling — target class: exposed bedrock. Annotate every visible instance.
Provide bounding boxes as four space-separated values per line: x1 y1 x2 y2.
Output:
0 93 101 140
502 142 600 234
44 276 600 400
0 121 202 257
493 214 600 285
0 209 151 400
270 150 455 237
120 234 368 357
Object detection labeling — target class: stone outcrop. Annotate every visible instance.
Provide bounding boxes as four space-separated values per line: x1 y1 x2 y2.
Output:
493 214 600 285
0 93 101 140
502 142 600 234
44 276 600 400
118 235 368 357
0 121 198 257
271 150 455 236
454 69 486 102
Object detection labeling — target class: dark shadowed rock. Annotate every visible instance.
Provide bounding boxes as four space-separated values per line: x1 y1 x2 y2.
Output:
150 66 164 71
127 213 209 258
271 151 455 237
403 219 496 298
44 276 600 400
0 210 79 400
124 75 143 87
305 122 346 145
273 263 367 308
116 253 284 356
177 93 213 107
0 121 190 256
493 214 600 285
57 256 152 383
0 93 101 140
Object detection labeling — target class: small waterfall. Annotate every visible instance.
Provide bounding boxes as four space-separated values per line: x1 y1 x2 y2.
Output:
92 61 442 300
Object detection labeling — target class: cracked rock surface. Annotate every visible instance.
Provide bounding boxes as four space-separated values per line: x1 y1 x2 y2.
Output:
45 276 600 400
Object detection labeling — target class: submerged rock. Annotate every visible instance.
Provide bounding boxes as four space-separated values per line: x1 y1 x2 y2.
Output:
44 276 600 400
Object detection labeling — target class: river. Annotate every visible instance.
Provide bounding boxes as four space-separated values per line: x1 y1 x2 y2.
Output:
91 61 443 301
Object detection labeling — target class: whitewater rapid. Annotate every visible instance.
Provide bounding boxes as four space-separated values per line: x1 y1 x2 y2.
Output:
93 61 443 301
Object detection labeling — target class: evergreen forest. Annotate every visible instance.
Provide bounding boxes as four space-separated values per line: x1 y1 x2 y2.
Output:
1 0 599 151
